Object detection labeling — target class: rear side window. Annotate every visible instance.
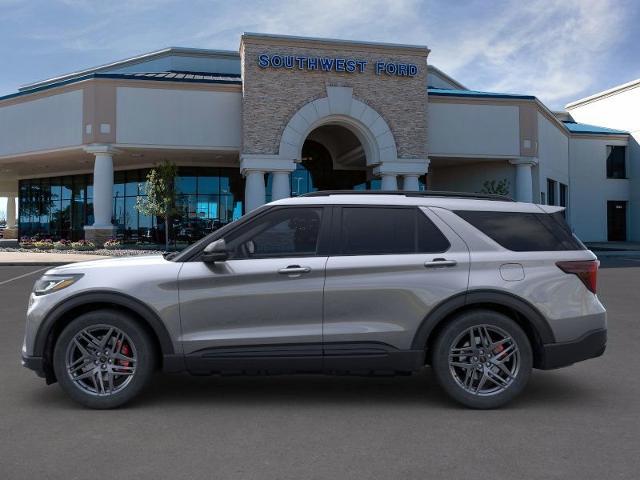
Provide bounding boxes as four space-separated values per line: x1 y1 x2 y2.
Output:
339 207 450 255
454 210 585 251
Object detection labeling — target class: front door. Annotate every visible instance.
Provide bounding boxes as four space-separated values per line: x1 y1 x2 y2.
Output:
607 201 627 241
322 206 470 371
178 205 330 373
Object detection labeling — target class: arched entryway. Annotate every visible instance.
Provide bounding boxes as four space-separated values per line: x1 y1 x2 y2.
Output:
268 123 383 199
243 86 429 211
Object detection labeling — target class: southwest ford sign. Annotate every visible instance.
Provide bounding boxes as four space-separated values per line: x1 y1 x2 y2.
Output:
257 54 418 77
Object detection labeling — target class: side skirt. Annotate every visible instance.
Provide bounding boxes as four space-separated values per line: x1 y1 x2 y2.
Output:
184 343 425 376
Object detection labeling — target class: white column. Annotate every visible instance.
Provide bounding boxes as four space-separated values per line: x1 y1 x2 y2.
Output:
509 158 538 203
91 151 115 227
6 195 16 229
402 174 420 191
380 174 398 191
244 170 266 212
271 171 290 201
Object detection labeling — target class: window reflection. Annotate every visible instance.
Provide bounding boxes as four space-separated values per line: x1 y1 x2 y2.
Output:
17 167 244 247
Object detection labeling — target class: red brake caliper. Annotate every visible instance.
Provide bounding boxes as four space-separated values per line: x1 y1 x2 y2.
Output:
116 341 131 367
494 344 505 355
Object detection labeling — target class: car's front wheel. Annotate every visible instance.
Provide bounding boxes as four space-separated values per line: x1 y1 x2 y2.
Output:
53 310 156 409
431 309 532 409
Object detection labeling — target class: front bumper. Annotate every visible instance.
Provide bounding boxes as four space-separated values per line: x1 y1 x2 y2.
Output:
21 353 46 378
538 328 607 370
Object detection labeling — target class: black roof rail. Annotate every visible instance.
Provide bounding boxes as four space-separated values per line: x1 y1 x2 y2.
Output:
300 190 514 202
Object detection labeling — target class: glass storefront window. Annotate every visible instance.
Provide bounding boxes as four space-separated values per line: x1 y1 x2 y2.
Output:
18 166 244 246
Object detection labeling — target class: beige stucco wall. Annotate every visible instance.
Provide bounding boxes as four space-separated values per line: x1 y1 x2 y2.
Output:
240 35 429 160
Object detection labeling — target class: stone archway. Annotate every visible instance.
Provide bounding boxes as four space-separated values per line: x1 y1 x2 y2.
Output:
278 86 398 166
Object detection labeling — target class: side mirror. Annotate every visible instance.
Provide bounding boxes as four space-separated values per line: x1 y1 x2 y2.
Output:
202 238 228 263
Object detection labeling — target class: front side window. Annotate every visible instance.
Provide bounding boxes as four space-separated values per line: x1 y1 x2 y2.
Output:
339 207 449 255
225 207 323 259
606 146 626 179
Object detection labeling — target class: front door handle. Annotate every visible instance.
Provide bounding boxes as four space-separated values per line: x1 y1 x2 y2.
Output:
424 258 457 268
278 265 312 275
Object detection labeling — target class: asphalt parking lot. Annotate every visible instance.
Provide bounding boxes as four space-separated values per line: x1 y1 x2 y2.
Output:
1 260 639 479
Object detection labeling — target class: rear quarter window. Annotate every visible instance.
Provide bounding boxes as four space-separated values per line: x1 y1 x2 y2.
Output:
454 210 585 251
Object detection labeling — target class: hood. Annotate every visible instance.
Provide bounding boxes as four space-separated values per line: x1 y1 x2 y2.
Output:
46 255 169 274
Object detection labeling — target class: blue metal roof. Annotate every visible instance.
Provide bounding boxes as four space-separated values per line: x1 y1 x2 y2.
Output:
428 87 535 100
0 71 242 102
562 121 628 135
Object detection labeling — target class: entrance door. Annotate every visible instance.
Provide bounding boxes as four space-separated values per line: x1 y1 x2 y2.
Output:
607 201 627 241
178 206 330 373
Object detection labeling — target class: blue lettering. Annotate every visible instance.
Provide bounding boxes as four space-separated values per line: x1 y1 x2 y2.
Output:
296 56 307 69
307 57 318 70
258 54 269 68
408 64 418 76
346 59 356 73
335 58 346 72
375 61 385 75
283 55 294 69
357 60 367 73
386 63 397 75
270 55 283 68
320 57 335 71
398 64 408 76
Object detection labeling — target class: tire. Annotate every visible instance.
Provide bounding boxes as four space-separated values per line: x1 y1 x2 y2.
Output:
53 310 157 409
431 309 532 409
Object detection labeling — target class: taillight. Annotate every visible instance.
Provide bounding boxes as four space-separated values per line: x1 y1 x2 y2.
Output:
556 260 599 294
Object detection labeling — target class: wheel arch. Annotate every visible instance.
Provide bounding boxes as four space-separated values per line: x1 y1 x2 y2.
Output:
412 290 555 368
35 291 181 383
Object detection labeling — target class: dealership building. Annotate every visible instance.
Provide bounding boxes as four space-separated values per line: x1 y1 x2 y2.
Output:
0 33 636 245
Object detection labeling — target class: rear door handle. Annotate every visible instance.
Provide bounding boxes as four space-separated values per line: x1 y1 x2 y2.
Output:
424 258 457 268
278 265 312 275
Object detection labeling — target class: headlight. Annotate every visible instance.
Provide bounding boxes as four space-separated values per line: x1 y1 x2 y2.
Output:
33 274 83 296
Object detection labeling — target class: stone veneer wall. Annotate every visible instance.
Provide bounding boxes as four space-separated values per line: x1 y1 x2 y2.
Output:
240 36 429 160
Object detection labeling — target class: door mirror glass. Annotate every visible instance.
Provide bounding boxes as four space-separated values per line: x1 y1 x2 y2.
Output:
202 238 228 263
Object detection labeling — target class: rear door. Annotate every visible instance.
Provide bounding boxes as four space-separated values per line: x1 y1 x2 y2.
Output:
322 205 470 362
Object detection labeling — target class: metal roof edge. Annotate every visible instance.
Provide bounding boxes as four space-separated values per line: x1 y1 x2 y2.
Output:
565 78 640 109
19 46 240 92
1 72 242 103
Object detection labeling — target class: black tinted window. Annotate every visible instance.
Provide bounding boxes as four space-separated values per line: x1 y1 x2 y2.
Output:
455 210 585 251
606 146 626 179
340 207 449 255
226 207 323 258
418 211 451 253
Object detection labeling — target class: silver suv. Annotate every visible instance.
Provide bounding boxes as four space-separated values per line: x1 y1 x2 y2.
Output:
22 191 606 409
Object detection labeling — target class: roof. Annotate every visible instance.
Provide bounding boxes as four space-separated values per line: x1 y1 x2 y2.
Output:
565 78 640 109
562 121 628 135
19 47 240 92
428 87 535 100
270 193 547 213
0 71 241 103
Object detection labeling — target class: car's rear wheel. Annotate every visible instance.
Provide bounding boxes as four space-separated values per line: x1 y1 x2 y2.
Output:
53 310 156 409
431 309 532 409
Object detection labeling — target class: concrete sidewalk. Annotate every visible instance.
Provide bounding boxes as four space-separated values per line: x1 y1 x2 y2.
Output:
0 251 111 266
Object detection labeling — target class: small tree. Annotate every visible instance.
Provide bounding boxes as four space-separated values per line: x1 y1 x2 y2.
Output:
136 161 178 250
480 178 510 197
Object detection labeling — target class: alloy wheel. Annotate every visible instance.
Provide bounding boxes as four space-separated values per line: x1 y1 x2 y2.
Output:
65 324 137 396
448 324 520 396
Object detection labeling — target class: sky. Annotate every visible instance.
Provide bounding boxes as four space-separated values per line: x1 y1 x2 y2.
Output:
0 0 639 217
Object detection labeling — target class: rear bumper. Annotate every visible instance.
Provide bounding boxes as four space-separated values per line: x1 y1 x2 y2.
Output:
21 353 46 378
538 328 607 370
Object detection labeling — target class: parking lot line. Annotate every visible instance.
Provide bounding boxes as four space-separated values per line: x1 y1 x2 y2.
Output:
0 266 49 287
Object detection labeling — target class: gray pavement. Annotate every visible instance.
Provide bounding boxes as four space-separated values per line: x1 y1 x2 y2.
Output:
0 260 639 479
